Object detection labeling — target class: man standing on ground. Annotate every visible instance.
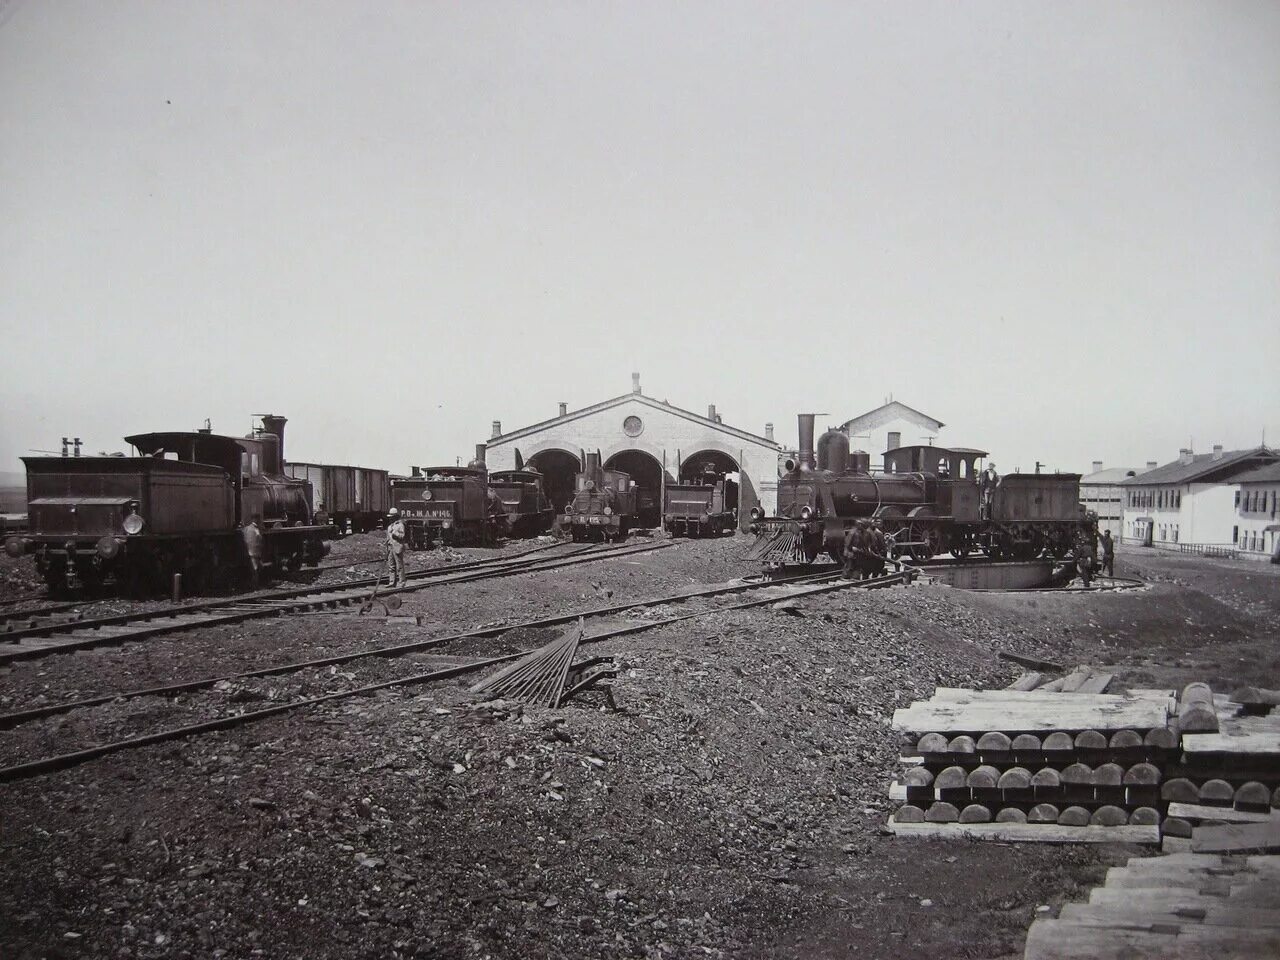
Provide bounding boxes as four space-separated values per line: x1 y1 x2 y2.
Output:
842 521 866 580
386 507 407 587
241 515 264 589
1099 529 1115 577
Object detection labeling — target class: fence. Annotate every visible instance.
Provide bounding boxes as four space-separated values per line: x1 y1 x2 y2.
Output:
1120 537 1238 560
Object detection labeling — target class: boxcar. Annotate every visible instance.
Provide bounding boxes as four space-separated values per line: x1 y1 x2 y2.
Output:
285 462 391 534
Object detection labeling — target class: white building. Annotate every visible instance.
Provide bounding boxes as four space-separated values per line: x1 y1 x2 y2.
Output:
1120 445 1279 548
1233 462 1280 560
485 374 781 528
839 401 944 462
1080 462 1154 538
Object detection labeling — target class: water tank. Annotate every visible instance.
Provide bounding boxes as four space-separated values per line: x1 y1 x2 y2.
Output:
817 428 850 473
849 450 871 473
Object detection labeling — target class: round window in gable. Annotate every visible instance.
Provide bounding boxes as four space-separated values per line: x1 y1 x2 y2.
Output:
623 415 644 438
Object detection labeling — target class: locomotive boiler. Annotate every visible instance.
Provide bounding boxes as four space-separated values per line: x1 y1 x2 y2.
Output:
4 415 332 595
746 414 1094 566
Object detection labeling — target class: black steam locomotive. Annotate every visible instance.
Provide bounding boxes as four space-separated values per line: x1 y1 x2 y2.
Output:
747 414 1094 566
561 452 638 542
4 415 331 595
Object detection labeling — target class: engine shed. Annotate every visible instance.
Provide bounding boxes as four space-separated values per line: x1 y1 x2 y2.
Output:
484 374 781 530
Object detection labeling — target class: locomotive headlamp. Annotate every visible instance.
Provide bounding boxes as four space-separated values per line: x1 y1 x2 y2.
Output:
585 480 596 491
750 506 763 521
422 488 432 501
442 520 453 529
603 506 613 516
122 506 145 535
800 505 814 520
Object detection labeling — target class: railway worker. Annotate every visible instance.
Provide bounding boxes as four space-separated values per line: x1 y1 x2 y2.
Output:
841 522 867 580
241 515 264 589
980 462 1000 519
1099 530 1115 577
386 507 407 587
1074 531 1094 589
866 521 888 579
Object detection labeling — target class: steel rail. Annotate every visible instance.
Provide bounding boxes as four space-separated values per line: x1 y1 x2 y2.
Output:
0 541 671 666
0 568 910 782
0 561 862 729
0 541 567 643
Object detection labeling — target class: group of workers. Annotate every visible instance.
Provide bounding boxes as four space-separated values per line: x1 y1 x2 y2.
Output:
841 519 888 580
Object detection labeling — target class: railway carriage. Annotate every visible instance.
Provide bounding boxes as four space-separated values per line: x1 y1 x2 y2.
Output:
284 462 391 535
747 414 1094 566
4 415 331 595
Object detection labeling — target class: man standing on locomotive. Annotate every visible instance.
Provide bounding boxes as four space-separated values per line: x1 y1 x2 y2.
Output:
980 462 1000 519
386 507 407 587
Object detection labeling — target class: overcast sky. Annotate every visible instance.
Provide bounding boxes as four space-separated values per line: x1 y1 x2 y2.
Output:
2 1 1276 477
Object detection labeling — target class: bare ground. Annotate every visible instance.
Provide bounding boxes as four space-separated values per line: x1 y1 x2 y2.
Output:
1 539 1276 959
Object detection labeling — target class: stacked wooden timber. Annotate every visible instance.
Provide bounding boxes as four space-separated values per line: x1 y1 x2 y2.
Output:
1161 686 1280 848
1023 852 1280 959
887 680 1175 842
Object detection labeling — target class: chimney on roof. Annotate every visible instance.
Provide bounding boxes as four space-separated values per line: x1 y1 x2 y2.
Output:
1179 448 1194 465
558 402 567 417
491 420 502 439
1212 444 1224 460
1146 461 1157 470
1091 460 1103 474
765 422 774 442
411 466 421 477
631 372 641 395
708 404 716 420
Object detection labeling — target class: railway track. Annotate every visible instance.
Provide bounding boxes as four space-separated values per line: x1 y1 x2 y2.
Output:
0 540 672 666
0 563 916 782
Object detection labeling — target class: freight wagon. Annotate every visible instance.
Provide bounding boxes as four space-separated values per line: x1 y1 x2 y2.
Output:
284 462 390 535
662 481 736 537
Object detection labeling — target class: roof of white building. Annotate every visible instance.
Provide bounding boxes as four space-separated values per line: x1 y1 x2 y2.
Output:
489 391 780 449
1081 467 1143 485
1120 447 1278 486
1233 462 1280 485
840 400 943 435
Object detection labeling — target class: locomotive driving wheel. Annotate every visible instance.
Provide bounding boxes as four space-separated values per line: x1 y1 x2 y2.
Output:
906 507 941 562
872 506 906 559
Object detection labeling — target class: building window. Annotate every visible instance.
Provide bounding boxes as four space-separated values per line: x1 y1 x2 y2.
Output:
1176 491 1181 508
1233 525 1239 544
1235 491 1241 508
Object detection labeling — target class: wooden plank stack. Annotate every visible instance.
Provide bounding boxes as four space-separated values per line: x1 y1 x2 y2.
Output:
886 670 1175 842
1161 686 1280 847
1023 853 1280 959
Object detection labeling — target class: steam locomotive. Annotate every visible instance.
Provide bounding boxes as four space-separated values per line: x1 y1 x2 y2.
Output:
662 478 736 537
561 452 638 542
4 415 331 595
747 414 1094 566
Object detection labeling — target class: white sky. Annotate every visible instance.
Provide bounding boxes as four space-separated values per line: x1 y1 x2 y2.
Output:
2 1 1277 476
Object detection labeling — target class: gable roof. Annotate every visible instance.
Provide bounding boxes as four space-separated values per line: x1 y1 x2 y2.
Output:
841 401 943 436
1120 447 1278 486
1233 462 1280 485
488 392 780 450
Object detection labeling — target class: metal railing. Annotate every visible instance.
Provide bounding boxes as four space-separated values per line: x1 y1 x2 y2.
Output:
1120 537 1238 559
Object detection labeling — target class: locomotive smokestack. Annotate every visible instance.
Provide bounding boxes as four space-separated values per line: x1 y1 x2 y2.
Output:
260 415 288 462
797 414 817 472
472 443 487 468
585 451 601 475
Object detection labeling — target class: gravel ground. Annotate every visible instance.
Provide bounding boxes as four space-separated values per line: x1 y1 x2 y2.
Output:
1 536 1276 959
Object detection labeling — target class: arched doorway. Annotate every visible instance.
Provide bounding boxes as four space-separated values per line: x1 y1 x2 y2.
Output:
603 449 665 527
679 449 740 516
526 449 581 512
